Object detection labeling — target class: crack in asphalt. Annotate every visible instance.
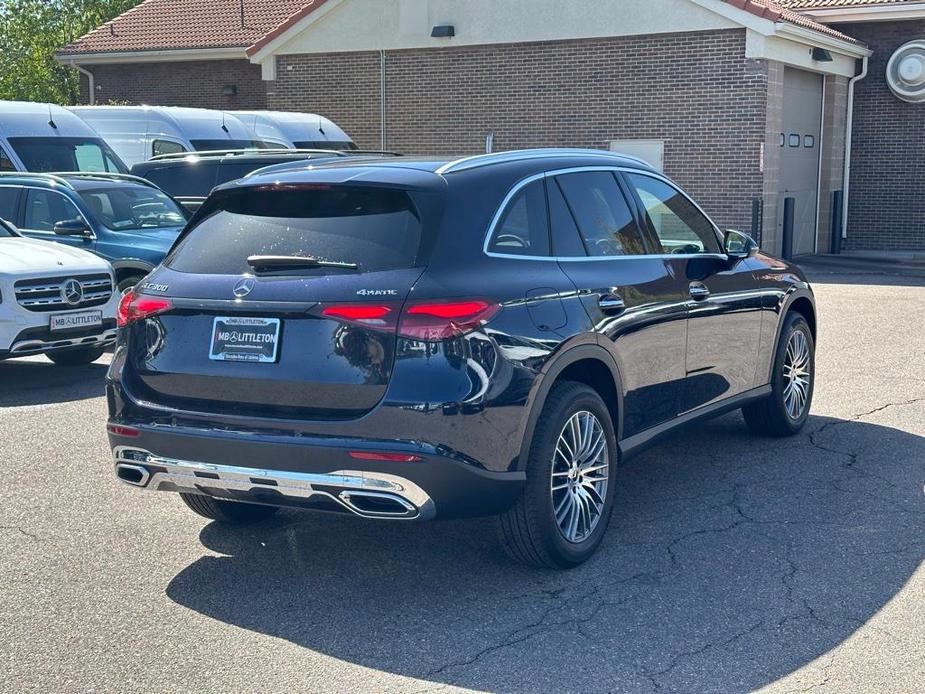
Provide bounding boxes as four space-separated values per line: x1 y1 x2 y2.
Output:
0 525 41 541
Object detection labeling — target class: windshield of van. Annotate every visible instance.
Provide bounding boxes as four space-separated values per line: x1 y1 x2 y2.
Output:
8 137 127 173
79 187 186 230
167 187 425 275
189 139 274 151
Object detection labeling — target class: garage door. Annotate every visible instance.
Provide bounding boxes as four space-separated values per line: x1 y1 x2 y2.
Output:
779 68 823 257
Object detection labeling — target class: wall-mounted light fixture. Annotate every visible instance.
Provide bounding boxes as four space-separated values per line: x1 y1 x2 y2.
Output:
222 85 238 96
811 47 833 62
431 24 455 38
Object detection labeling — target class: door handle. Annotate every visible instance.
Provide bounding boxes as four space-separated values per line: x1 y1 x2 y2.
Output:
689 282 710 301
598 294 626 315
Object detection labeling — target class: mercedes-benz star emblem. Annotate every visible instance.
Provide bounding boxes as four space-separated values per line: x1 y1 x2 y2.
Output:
233 278 256 299
61 279 83 306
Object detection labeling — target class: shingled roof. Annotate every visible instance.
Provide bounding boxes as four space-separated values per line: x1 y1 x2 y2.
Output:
57 0 860 58
57 0 327 55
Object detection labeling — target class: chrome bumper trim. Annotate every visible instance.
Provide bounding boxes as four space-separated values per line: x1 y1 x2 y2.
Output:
113 447 436 521
10 329 117 355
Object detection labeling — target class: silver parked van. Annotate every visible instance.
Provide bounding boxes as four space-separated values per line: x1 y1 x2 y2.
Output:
0 101 127 173
69 106 270 168
232 111 356 150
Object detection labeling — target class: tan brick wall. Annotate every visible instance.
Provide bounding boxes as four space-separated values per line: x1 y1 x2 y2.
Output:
270 30 769 234
79 60 267 109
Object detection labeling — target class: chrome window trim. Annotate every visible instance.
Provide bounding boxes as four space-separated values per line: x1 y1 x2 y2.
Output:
482 166 727 262
19 185 96 240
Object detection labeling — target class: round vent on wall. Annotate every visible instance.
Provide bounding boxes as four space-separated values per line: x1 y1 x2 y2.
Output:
886 40 925 103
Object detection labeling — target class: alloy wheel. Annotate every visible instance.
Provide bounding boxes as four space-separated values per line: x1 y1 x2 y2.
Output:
782 330 811 420
550 410 609 543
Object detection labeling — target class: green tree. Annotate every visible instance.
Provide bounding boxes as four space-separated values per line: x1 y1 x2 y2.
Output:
0 0 140 104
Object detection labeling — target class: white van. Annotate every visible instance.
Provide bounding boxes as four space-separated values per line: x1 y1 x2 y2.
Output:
0 101 127 173
68 106 270 168
232 111 356 150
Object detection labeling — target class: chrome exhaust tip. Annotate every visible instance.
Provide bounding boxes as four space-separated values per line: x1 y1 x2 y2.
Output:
115 463 150 487
337 490 419 519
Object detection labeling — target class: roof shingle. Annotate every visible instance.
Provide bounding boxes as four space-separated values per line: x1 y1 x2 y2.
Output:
777 0 921 9
725 0 863 42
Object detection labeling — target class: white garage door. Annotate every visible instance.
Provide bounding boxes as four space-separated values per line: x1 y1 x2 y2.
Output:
779 68 823 257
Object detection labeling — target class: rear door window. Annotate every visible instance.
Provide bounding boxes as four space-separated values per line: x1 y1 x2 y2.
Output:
487 179 550 257
0 187 21 223
168 186 428 275
141 164 217 198
555 172 647 257
548 177 588 257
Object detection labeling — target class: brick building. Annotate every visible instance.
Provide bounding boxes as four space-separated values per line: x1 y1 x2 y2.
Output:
57 0 925 254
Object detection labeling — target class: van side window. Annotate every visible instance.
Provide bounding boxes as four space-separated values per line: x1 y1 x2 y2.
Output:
488 179 551 257
0 146 15 172
153 140 186 158
23 189 83 232
625 173 721 254
555 172 647 257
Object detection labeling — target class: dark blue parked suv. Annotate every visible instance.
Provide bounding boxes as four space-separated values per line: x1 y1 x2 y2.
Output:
107 149 816 568
0 172 187 292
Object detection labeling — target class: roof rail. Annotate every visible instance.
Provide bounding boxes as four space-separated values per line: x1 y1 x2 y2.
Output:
52 172 162 190
148 147 350 162
434 148 651 176
0 172 75 189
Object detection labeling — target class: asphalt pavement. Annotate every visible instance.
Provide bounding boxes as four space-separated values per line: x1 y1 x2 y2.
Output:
1 262 923 693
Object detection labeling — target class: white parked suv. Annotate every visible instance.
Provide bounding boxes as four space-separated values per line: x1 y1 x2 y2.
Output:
0 218 118 365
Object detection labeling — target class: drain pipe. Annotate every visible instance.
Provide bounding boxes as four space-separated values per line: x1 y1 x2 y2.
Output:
379 49 387 150
841 55 869 240
71 62 96 105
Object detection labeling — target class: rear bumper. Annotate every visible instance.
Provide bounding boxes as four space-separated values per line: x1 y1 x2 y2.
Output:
108 424 525 520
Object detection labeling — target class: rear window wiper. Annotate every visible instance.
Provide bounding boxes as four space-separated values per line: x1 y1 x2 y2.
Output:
246 255 358 272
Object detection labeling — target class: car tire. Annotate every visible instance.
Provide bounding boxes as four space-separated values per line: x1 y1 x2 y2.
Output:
46 346 106 366
117 276 144 295
497 381 618 569
742 312 815 437
179 492 280 523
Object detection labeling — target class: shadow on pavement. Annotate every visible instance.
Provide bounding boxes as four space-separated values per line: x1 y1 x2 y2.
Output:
0 357 108 407
166 413 925 692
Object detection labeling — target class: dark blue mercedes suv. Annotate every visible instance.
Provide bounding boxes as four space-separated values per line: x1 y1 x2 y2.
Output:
107 149 816 568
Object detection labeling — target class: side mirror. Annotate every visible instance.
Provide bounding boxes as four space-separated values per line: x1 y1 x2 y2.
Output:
724 229 758 260
53 218 92 237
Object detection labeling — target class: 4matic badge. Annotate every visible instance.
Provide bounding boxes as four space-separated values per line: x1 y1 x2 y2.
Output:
356 289 399 296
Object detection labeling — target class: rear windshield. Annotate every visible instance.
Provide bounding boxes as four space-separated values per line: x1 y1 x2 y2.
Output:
190 139 273 151
167 187 425 275
78 187 186 230
293 141 358 151
9 137 127 173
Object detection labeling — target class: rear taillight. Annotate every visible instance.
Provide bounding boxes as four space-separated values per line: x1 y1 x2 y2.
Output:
318 299 500 341
399 300 501 341
117 291 173 327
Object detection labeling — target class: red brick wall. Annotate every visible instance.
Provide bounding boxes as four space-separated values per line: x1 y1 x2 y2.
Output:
835 20 925 252
269 30 769 233
79 59 267 109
